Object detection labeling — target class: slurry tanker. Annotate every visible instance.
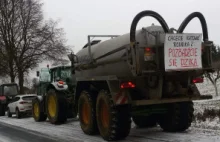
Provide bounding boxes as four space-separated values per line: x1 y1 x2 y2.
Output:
64 10 214 141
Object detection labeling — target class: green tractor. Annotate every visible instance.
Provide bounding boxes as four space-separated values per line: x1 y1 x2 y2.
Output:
32 65 77 124
0 83 19 116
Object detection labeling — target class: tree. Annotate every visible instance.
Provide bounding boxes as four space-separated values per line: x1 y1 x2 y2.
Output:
205 45 220 96
0 0 70 93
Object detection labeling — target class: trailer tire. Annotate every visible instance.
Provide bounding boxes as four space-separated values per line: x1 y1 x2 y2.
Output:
96 90 131 141
78 91 98 135
0 105 5 116
46 89 67 124
132 115 157 128
32 99 47 122
158 101 194 132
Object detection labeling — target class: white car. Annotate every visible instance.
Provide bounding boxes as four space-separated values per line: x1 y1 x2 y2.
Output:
7 94 37 118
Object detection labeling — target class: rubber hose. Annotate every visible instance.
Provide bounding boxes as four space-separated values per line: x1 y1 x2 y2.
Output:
177 12 209 41
130 10 169 43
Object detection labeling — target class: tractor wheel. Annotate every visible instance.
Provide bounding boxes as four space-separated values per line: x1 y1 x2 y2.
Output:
96 90 131 141
7 108 12 117
32 99 47 122
0 105 5 116
46 89 67 124
78 91 98 135
158 101 194 132
132 115 157 128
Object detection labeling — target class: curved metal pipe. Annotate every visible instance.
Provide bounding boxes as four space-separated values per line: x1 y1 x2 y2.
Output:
177 12 209 41
130 10 169 44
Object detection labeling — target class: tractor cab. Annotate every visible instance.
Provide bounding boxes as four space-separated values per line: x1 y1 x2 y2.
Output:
0 83 19 100
36 65 74 95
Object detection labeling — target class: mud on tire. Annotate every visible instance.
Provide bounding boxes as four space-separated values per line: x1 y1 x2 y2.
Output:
78 91 98 135
158 101 194 132
46 89 67 124
96 90 131 141
32 99 47 122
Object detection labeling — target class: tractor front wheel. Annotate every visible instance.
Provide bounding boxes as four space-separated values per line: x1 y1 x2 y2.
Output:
46 89 67 124
32 99 47 122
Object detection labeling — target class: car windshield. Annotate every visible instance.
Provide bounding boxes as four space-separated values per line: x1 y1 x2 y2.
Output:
3 85 18 96
60 68 71 80
22 96 37 101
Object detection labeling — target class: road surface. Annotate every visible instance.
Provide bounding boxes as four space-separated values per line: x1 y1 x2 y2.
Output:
0 115 220 142
0 122 58 142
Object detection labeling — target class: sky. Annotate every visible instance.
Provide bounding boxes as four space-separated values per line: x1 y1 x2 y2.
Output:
28 0 220 80
41 0 220 52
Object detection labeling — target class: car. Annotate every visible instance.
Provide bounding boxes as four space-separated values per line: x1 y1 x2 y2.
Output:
7 94 37 118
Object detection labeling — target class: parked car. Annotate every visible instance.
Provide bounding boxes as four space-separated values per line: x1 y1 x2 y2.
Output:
7 94 37 118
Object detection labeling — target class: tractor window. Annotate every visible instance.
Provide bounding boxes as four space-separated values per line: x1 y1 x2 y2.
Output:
61 68 71 80
3 85 18 96
39 68 50 82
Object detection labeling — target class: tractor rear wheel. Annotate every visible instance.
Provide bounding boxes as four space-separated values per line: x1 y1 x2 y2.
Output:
158 101 194 132
78 91 98 135
0 105 5 116
132 115 157 128
96 90 131 141
46 89 67 124
32 99 47 122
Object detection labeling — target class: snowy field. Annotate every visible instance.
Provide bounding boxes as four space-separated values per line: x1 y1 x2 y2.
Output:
0 78 219 142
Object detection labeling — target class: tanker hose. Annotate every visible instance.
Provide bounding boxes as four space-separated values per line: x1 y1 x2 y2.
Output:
177 12 209 41
130 10 169 44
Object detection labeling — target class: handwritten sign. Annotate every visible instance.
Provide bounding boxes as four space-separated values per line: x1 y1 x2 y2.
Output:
164 33 202 71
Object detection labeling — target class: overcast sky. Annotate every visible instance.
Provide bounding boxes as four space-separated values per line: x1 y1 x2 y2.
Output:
42 0 220 53
28 0 220 79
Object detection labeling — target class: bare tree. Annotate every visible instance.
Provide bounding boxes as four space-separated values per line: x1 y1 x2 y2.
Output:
0 0 70 93
204 45 220 96
205 70 220 96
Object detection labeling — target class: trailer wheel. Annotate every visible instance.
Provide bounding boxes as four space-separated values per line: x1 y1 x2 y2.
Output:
158 101 194 132
132 115 157 128
78 91 98 135
0 105 5 116
46 89 67 124
32 99 47 122
96 90 131 141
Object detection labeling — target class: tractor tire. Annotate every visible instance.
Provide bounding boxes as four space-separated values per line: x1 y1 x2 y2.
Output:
32 99 47 122
158 101 194 132
96 90 131 141
7 108 12 117
0 105 5 116
132 115 157 128
78 91 98 135
46 89 67 124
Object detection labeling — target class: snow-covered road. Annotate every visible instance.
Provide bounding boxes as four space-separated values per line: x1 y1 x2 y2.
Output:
0 115 219 142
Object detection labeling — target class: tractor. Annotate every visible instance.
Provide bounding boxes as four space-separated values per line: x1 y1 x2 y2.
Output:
0 83 19 116
32 65 77 124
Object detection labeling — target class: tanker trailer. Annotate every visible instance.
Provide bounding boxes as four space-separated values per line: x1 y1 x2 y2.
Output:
68 10 214 141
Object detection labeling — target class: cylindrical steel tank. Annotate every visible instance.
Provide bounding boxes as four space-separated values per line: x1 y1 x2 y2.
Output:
75 25 165 78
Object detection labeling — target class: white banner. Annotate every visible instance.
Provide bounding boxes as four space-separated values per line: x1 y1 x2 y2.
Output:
164 33 202 71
